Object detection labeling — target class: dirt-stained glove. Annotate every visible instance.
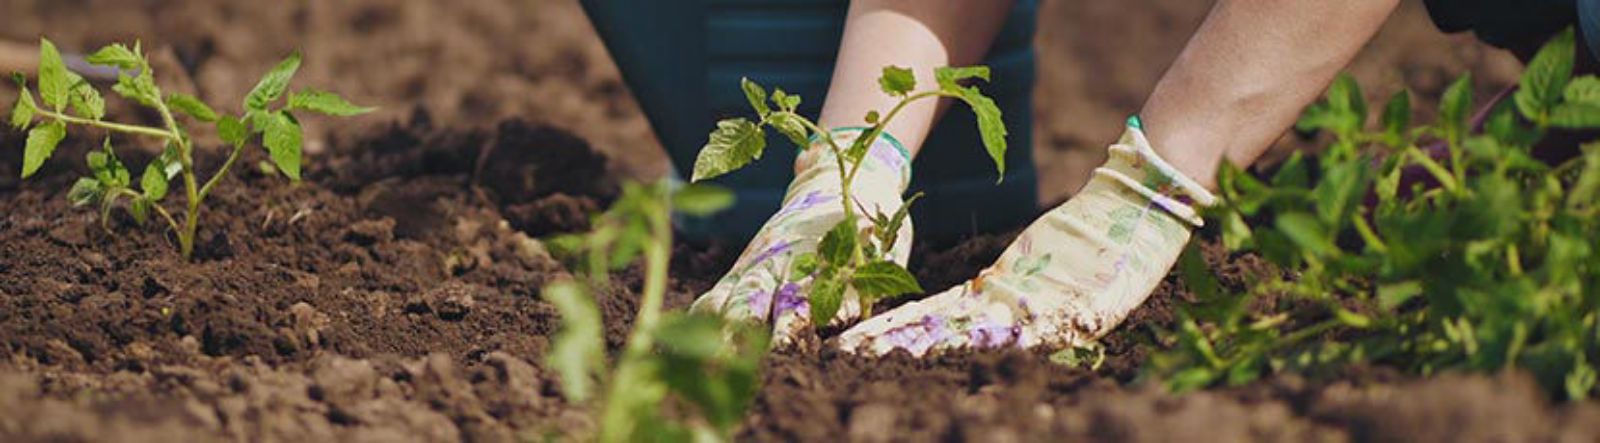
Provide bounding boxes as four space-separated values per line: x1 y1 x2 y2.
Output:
690 128 914 344
838 118 1215 356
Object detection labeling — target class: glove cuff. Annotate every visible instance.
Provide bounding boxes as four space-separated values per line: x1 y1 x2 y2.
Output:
1094 117 1218 227
797 127 913 192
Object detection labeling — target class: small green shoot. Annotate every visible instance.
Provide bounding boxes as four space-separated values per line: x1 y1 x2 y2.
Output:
9 38 373 258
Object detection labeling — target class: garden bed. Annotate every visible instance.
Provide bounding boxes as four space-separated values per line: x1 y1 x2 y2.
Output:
3 116 1598 442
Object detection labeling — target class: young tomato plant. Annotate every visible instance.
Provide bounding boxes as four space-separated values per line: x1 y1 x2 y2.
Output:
691 65 1008 326
1151 28 1600 399
9 38 371 258
544 182 769 442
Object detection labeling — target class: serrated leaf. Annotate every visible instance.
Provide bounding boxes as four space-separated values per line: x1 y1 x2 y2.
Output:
1440 74 1474 143
141 160 168 201
1549 103 1600 129
85 43 142 70
691 118 765 182
112 71 159 107
67 177 103 207
953 86 1007 179
246 52 302 111
217 115 249 147
740 77 769 116
851 260 922 298
66 74 104 120
818 217 857 266
544 281 602 402
1327 74 1367 128
286 90 375 116
878 65 915 97
89 139 130 188
1381 90 1411 145
772 88 801 112
790 252 819 280
38 38 69 111
261 111 303 180
10 86 35 129
1565 76 1600 104
933 65 991 90
767 113 809 147
672 184 733 216
809 275 847 329
128 196 150 225
167 93 219 122
1515 28 1575 120
22 121 66 178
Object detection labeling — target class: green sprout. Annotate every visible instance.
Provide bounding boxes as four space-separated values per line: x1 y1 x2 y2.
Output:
9 38 372 258
545 182 769 442
691 65 1009 327
1151 28 1600 400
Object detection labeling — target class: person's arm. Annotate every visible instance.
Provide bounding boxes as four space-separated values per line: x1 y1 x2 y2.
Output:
1141 0 1402 189
816 0 1014 158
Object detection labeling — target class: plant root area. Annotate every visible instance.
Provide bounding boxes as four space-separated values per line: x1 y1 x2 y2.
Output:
1 117 1598 443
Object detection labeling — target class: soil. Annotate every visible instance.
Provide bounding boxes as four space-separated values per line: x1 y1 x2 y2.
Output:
0 1 1592 442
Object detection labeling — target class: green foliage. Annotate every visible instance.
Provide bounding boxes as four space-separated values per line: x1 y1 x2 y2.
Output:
1150 28 1600 400
544 182 768 442
690 67 1008 328
9 38 371 258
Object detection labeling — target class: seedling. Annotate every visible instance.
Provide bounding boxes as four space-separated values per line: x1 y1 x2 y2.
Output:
1151 28 1600 399
9 38 372 258
545 182 769 442
691 66 1008 327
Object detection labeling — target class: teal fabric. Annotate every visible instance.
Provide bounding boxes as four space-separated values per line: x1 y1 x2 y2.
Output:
581 0 1039 245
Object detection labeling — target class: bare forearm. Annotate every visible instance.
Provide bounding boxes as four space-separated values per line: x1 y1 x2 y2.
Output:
1140 0 1400 189
817 0 1013 156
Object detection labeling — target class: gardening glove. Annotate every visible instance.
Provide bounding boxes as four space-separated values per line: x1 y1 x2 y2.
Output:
838 118 1216 356
690 128 914 344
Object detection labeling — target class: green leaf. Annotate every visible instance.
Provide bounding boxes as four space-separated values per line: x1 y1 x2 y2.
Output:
789 252 819 280
1381 90 1411 145
22 121 66 178
809 275 847 329
1549 103 1600 129
141 160 169 201
544 281 603 402
85 43 142 70
864 110 880 124
818 217 858 266
767 113 809 148
1440 74 1475 143
851 260 923 298
933 65 991 90
1275 212 1337 257
67 74 104 120
1377 280 1422 310
10 86 35 129
88 138 130 188
261 111 304 181
772 88 801 112
285 89 375 116
691 118 765 182
112 71 159 107
1515 27 1575 120
878 65 915 97
877 192 922 251
217 115 249 146
1564 76 1600 104
66 177 103 207
740 77 769 116
672 184 734 216
128 196 150 225
167 93 219 122
37 38 70 111
246 52 302 111
1327 73 1367 129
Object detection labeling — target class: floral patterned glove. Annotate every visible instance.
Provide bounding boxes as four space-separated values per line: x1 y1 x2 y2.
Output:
690 128 914 343
837 118 1216 356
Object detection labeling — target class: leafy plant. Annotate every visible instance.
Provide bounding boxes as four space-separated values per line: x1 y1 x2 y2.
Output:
9 38 372 258
1151 28 1600 399
691 65 1008 326
545 181 769 442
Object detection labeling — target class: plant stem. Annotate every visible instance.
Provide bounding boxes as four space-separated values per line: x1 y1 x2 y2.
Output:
599 196 673 441
1405 147 1461 194
198 144 247 199
35 109 175 141
112 188 181 234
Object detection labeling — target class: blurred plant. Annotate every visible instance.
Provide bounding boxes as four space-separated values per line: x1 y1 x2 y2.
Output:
10 38 371 258
1149 28 1600 399
544 181 769 442
691 65 1008 326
